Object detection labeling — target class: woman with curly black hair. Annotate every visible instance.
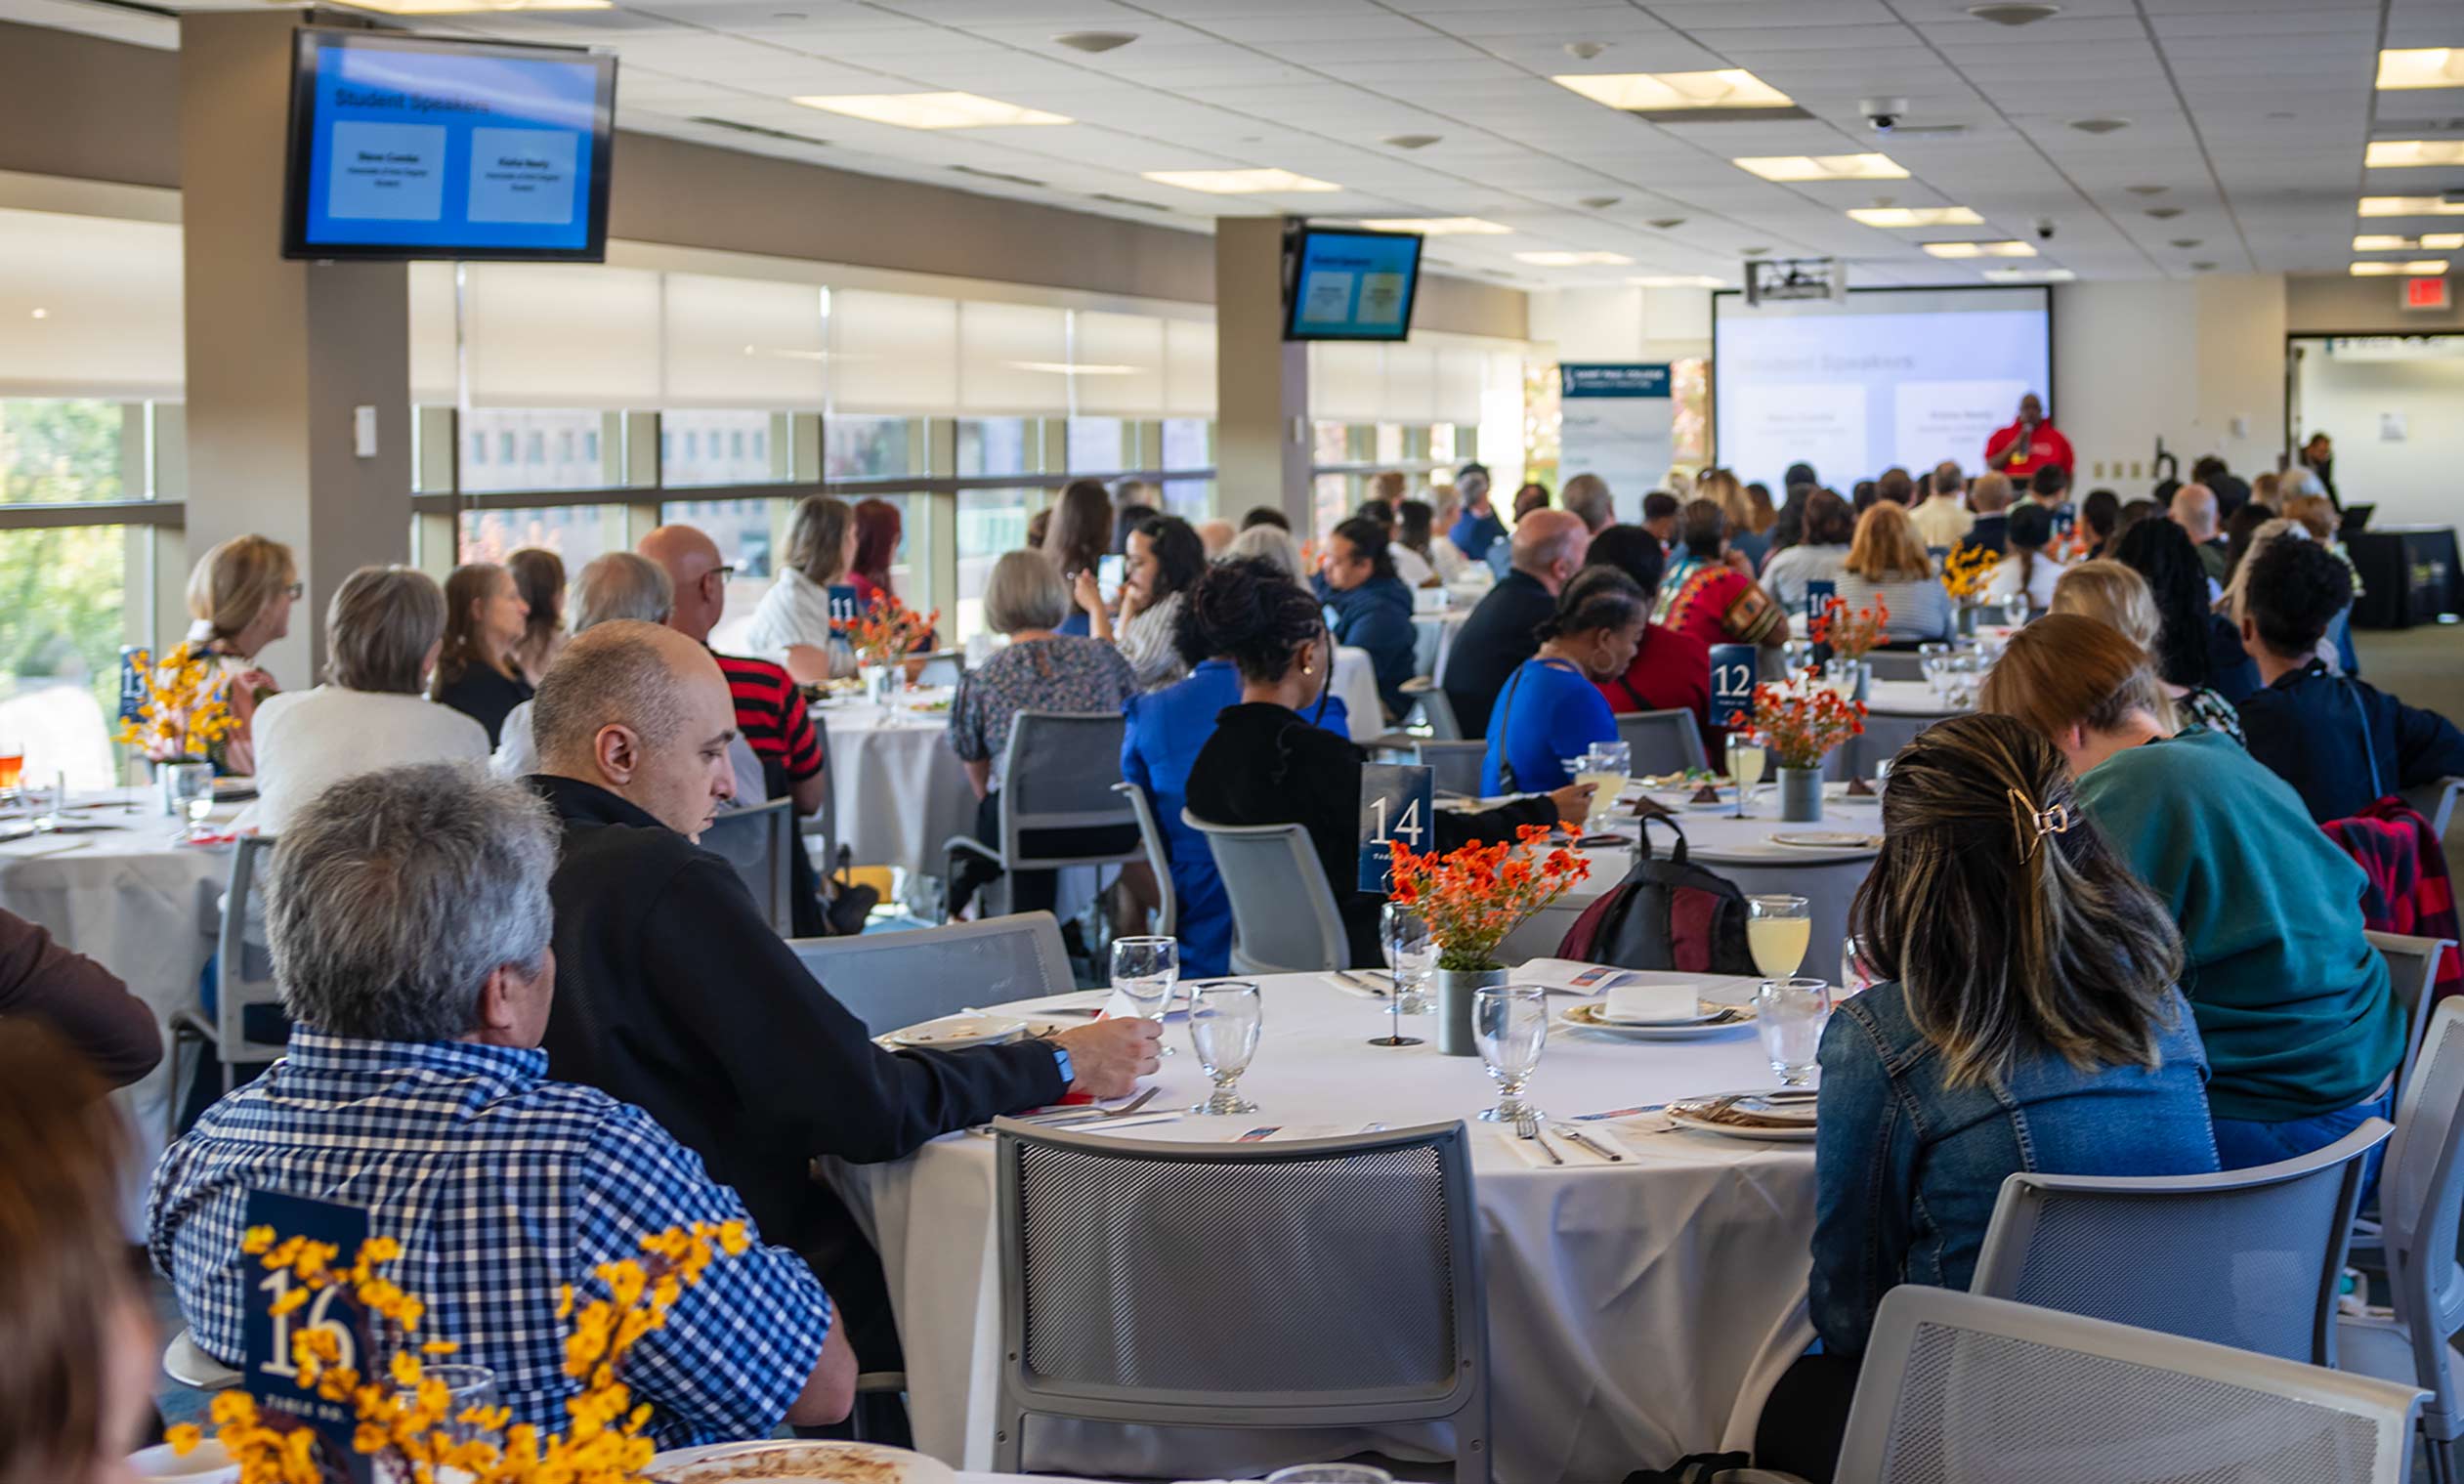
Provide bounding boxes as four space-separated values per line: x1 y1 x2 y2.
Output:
1074 513 1207 690
2111 517 2260 702
1184 559 1592 966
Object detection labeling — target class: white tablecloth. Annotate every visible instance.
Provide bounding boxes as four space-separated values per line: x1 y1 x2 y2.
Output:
1329 645 1385 742
815 698 975 886
0 795 237 1226
826 971 1818 1484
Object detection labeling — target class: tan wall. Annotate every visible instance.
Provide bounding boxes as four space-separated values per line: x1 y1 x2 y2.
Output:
2287 273 2464 334
0 21 1527 334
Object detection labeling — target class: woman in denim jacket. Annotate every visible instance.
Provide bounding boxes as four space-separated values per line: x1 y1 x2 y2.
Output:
1757 713 2219 1481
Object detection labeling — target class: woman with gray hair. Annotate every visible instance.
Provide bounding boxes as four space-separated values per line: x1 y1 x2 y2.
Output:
243 565 489 833
946 550 1139 917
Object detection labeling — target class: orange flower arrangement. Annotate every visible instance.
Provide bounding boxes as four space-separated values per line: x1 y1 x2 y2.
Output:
1728 671 1867 772
850 592 939 668
1387 824 1591 972
1808 593 1889 661
169 1221 752 1484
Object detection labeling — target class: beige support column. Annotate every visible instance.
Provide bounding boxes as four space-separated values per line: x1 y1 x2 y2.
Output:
178 10 413 684
1213 218 1311 530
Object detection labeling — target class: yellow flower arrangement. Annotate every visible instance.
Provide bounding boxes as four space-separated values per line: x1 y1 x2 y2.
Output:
169 1220 755 1484
1939 545 2001 603
117 647 244 762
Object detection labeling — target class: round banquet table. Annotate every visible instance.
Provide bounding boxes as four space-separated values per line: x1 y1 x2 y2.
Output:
823 969 1819 1484
813 692 975 889
1838 678 1966 780
1502 784 1884 969
0 794 241 1228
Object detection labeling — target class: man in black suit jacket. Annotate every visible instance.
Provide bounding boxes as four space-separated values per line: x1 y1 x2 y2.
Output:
1441 509 1593 737
525 621 1158 1406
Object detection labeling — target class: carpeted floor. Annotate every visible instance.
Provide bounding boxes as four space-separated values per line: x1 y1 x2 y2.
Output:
2354 620 2464 721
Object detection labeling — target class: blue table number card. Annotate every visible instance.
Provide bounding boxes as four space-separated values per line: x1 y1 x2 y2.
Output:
827 584 862 635
1711 644 1758 732
118 646 148 724
1358 762 1435 893
1804 578 1837 621
242 1190 376 1484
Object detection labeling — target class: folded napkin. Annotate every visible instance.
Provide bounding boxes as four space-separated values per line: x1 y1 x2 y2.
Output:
1603 983 1706 1024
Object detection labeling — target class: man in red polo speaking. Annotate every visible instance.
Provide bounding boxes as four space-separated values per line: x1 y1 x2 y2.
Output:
1984 392 2074 481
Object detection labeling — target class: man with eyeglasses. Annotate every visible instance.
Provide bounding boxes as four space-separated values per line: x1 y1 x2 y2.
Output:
639 525 873 936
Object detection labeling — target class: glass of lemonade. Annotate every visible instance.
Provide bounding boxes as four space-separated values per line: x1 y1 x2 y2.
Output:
1578 741 1630 827
1747 894 1811 980
1726 731 1767 818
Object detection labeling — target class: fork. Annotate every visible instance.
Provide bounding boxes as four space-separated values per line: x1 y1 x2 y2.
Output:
1020 1086 1160 1125
1514 1111 1564 1165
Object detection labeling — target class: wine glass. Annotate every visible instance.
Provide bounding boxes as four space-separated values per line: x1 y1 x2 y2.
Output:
1725 731 1766 819
1110 935 1179 1057
163 762 215 839
1375 903 1432 1048
1746 894 1810 981
1472 985 1549 1124
21 772 63 833
1187 981 1262 1114
1754 976 1833 1086
399 1363 500 1446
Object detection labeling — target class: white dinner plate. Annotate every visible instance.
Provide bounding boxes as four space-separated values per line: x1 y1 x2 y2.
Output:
647 1440 959 1484
1561 1000 1756 1040
885 1013 1071 1050
1766 830 1882 850
1665 1089 1820 1143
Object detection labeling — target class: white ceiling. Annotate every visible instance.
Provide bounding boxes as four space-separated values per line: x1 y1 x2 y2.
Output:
10 0 2464 289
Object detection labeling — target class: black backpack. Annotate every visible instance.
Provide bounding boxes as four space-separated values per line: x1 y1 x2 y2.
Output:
1554 816 1754 975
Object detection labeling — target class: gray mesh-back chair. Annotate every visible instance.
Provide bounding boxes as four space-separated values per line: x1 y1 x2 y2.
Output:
945 711 1141 917
1182 811 1348 974
1402 677 1462 741
1614 708 1708 775
788 912 1074 1038
993 1119 1488 1482
913 649 964 689
1111 782 1175 938
1414 740 1488 798
2340 999 2464 1484
167 835 287 1137
2404 778 2463 842
1833 1288 2426 1484
1971 1119 2392 1367
2374 931 2455 1110
699 796 796 935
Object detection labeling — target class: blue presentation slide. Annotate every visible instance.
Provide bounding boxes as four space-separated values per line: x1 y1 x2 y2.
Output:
301 41 601 252
1713 287 2051 489
1289 232 1421 339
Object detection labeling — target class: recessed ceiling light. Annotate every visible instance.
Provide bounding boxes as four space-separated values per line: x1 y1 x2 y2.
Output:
1052 31 1135 53
792 93 1070 129
1141 168 1338 193
1647 217 1686 230
1384 134 1441 149
1733 153 1907 182
2351 260 2451 276
2168 238 2202 248
2360 195 2464 217
1923 239 2038 258
28 308 46 319
1968 3 2060 24
1513 250 1634 266
1354 217 1511 235
2146 207 2185 220
1551 69 1806 121
2366 140 2464 169
1007 360 1140 375
2377 49 2464 91
1848 206 1984 227
2355 233 2464 251
2126 184 2169 196
1983 267 2076 281
1629 275 1726 287
330 0 609 11
2068 117 2130 135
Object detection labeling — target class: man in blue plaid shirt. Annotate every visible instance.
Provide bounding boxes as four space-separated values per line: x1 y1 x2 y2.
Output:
148 766 854 1447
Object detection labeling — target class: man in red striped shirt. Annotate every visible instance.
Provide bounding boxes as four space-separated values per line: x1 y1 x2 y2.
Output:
641 524 871 934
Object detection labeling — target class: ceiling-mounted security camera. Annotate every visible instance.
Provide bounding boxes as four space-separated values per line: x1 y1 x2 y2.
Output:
1860 97 1910 135
2034 217 2057 240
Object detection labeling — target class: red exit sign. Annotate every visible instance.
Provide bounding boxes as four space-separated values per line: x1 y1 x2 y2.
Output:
2401 275 2452 311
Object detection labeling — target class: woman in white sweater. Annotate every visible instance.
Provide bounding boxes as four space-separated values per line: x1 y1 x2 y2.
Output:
743 494 861 684
244 567 489 834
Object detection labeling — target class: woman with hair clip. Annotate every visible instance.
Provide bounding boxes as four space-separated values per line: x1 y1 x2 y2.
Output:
1979 614 2400 1178
1756 711 2217 1482
1480 569 1645 795
1184 561 1592 967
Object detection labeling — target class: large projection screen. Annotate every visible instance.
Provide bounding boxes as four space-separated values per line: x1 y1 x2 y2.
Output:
1712 286 2052 488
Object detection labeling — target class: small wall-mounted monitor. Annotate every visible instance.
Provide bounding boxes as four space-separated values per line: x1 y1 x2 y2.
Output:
1284 226 1424 342
282 28 617 262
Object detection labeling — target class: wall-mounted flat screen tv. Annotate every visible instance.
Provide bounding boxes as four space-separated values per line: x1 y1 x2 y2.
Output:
282 27 616 262
1284 226 1423 342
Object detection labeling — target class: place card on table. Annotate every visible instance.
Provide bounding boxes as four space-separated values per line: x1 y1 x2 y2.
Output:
1516 957 1640 994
